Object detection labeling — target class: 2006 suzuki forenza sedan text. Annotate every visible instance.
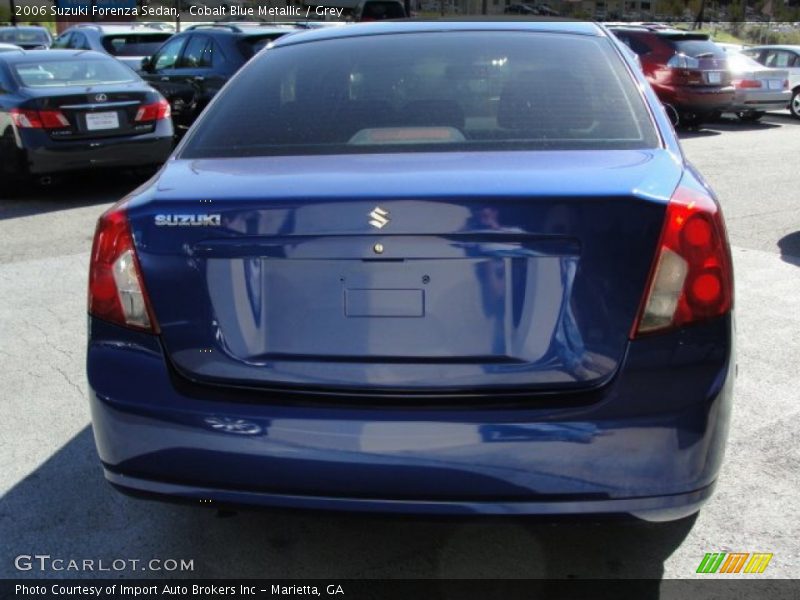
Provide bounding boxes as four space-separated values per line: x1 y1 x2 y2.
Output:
87 21 734 521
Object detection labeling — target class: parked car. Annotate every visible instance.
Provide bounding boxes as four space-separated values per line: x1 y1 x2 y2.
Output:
87 21 734 521
0 50 173 189
0 43 23 53
741 45 800 118
353 0 407 21
140 23 296 132
715 41 745 54
0 26 52 50
504 3 538 14
52 24 174 72
610 25 734 127
724 51 790 121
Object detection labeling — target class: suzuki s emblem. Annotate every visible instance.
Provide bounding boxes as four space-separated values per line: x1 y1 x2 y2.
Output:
95 93 108 102
369 206 390 229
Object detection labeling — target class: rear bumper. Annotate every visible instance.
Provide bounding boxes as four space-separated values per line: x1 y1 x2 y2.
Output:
88 315 734 519
20 124 172 175
729 89 792 112
106 471 715 521
654 84 735 112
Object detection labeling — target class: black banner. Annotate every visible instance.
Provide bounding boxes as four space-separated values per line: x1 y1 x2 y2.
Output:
3 579 800 600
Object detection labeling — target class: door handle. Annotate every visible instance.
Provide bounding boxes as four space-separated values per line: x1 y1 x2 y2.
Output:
160 76 169 82
193 76 205 82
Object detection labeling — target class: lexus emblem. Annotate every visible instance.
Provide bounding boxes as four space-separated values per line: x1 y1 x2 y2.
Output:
368 206 390 229
95 93 108 102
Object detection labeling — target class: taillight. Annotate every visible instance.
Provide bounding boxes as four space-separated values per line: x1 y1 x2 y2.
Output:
88 207 158 333
10 108 70 129
631 181 733 338
134 98 171 122
733 79 762 89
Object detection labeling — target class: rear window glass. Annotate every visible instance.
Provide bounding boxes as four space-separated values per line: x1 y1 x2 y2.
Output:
662 36 725 58
182 32 660 159
101 34 172 57
0 28 50 45
13 59 138 87
726 53 766 70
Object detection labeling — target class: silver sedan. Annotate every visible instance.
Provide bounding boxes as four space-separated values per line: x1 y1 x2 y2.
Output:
725 52 791 121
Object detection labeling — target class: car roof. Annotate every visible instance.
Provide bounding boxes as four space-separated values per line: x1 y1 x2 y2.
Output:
745 45 800 52
0 25 50 32
184 23 299 36
69 24 170 35
607 25 706 35
0 49 109 64
270 19 605 48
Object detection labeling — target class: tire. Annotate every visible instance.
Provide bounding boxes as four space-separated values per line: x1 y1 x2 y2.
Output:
791 89 800 119
679 112 705 129
663 103 679 127
737 111 764 122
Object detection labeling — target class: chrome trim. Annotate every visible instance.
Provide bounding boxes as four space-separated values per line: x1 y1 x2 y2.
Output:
60 101 140 110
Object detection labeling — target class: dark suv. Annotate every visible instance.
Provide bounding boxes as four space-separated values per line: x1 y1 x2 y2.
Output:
353 0 407 21
140 23 297 132
610 26 734 127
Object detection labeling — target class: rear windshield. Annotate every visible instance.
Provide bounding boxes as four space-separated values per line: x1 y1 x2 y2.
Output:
662 36 725 58
13 59 138 88
101 34 172 57
726 52 766 70
0 28 50 45
182 32 659 159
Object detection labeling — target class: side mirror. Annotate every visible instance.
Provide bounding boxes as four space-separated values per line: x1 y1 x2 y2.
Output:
140 57 153 72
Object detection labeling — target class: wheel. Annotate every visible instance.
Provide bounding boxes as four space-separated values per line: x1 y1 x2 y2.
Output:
679 112 705 129
663 103 679 127
737 111 764 122
790 89 800 119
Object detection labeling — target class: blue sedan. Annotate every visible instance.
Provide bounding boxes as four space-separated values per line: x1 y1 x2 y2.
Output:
87 21 734 521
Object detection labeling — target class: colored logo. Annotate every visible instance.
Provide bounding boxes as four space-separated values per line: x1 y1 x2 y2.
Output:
696 552 773 574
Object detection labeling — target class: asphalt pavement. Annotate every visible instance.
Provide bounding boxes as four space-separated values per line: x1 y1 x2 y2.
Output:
1 114 798 581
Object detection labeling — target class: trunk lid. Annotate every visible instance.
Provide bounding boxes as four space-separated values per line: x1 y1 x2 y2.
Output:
130 150 680 393
23 84 158 140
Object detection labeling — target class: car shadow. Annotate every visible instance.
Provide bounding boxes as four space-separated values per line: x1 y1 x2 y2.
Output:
0 170 153 221
762 112 800 126
680 115 785 137
777 231 800 267
711 117 781 132
677 127 722 139
0 426 695 591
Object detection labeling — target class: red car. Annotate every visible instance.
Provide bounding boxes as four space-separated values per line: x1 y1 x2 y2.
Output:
610 25 734 128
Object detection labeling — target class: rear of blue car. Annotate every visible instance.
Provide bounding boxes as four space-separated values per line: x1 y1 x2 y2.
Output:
87 23 734 520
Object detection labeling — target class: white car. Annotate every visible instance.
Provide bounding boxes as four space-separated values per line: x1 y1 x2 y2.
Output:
725 52 791 121
742 45 800 118
715 42 745 54
0 43 23 53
